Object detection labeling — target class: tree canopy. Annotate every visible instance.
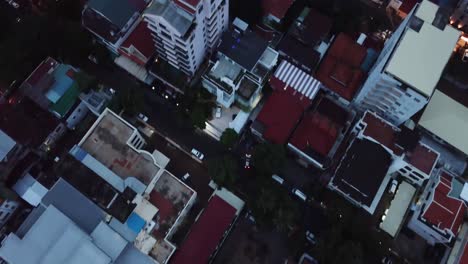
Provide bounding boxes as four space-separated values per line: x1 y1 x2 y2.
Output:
252 143 286 176
220 128 239 149
207 155 238 188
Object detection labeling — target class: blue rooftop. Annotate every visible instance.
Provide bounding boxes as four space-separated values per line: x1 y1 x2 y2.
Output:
45 64 75 103
126 212 146 234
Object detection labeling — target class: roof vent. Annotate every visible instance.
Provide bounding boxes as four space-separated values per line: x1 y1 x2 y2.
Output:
432 7 449 31
409 16 423 32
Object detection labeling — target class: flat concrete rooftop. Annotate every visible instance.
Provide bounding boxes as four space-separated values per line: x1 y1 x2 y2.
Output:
80 111 160 185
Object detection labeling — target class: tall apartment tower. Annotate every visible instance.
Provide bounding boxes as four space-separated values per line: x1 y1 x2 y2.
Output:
353 0 460 126
144 0 229 76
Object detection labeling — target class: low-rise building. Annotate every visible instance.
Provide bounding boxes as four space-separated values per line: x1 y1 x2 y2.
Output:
288 93 354 170
277 7 333 74
408 170 467 245
170 188 244 264
418 89 468 159
202 18 278 109
251 60 321 144
70 108 159 195
355 0 460 125
0 130 18 164
68 108 198 263
82 0 150 54
0 96 60 150
115 20 157 83
329 111 440 214
0 178 154 264
19 57 81 119
260 0 295 25
315 33 369 104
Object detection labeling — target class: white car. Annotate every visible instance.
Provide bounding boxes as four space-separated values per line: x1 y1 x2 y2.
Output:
292 188 307 202
306 230 316 244
138 113 149 122
272 174 285 185
191 148 204 160
215 106 222 118
462 49 468 62
182 173 190 182
244 153 251 169
389 180 398 194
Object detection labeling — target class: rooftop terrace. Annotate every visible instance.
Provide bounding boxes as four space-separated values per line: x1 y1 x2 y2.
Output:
149 171 194 239
79 110 159 186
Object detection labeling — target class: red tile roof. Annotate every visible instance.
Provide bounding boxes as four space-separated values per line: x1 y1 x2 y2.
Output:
290 112 338 156
170 195 236 264
256 87 311 145
25 57 58 87
315 33 367 101
0 97 59 147
174 0 197 13
261 0 294 20
461 243 468 264
289 97 347 157
120 21 155 64
399 0 419 14
408 144 438 175
149 190 175 239
422 171 466 237
361 112 403 155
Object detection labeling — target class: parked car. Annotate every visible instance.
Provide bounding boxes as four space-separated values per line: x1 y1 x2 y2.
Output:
191 148 204 160
272 174 285 185
462 49 468 62
182 173 190 182
305 230 316 244
88 54 98 64
292 188 307 202
137 113 149 122
389 179 398 194
244 153 251 169
215 106 222 118
389 179 399 194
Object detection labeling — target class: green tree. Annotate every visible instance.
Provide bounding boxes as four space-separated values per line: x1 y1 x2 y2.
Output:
252 143 286 176
109 85 144 115
250 183 300 232
220 128 239 149
207 155 238 188
74 71 98 93
190 105 207 129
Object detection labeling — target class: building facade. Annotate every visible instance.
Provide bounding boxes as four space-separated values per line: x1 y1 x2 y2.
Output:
144 0 229 76
354 0 460 125
0 200 19 228
451 0 468 31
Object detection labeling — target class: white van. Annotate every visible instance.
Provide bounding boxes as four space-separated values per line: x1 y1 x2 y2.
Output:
272 174 284 185
292 188 307 202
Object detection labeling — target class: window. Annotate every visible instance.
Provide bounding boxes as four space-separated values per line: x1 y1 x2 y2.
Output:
198 5 204 13
414 98 421 103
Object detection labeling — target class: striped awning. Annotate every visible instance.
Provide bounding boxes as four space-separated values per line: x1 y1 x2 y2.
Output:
272 60 321 99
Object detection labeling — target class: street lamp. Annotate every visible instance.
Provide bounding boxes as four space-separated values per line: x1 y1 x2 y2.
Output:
152 86 155 90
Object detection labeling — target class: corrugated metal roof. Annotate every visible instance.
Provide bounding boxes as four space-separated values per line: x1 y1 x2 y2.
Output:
380 181 416 237
419 90 468 155
0 206 112 264
0 129 16 161
41 178 106 234
273 60 321 99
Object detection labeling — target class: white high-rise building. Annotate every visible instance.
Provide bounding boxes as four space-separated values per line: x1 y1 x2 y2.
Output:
354 0 460 126
143 0 229 76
